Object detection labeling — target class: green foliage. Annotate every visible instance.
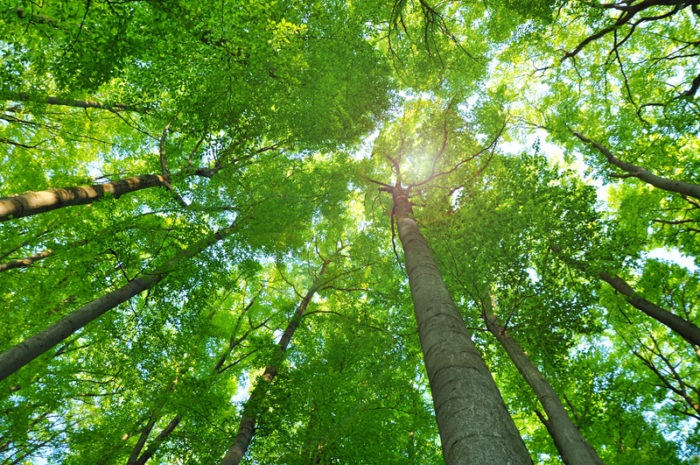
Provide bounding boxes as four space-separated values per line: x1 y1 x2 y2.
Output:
1 0 698 464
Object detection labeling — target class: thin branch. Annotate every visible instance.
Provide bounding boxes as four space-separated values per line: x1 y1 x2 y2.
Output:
2 91 149 113
0 138 40 149
408 118 506 190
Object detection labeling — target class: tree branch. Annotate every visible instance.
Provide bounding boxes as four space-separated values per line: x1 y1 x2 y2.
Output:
571 130 700 200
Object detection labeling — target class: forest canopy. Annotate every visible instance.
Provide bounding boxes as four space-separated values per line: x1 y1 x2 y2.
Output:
0 0 698 464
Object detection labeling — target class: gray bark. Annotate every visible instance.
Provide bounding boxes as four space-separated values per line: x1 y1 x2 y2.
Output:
126 418 158 465
0 174 169 221
220 265 328 465
132 416 181 465
572 131 700 200
552 247 700 346
598 271 700 346
483 296 604 465
0 167 220 222
0 275 159 381
0 223 237 381
393 189 532 465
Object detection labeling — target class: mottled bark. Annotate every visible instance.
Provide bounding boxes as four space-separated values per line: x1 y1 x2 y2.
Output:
483 296 604 465
221 266 328 465
599 271 700 346
393 189 532 465
0 250 53 272
0 223 237 381
553 247 700 346
0 167 220 222
572 131 700 200
3 91 147 113
0 175 169 221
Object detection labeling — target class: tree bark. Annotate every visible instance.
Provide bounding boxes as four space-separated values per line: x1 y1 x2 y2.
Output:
0 224 139 273
2 91 147 113
572 131 700 200
482 295 604 465
132 416 181 465
552 247 700 346
220 265 328 465
0 175 169 221
0 167 219 222
598 271 700 346
0 250 53 272
0 223 237 381
392 188 532 465
126 418 159 465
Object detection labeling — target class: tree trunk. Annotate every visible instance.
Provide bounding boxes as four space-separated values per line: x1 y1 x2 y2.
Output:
572 131 700 200
220 268 327 465
126 417 159 465
598 271 700 346
482 294 604 465
0 166 220 222
392 189 532 465
552 247 700 346
0 223 237 381
0 174 169 221
132 416 181 465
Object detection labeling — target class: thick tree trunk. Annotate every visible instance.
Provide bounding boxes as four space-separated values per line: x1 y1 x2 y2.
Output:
0 174 169 221
0 167 220 222
220 271 326 465
572 131 700 200
598 271 700 346
392 189 532 465
482 295 604 465
0 223 237 381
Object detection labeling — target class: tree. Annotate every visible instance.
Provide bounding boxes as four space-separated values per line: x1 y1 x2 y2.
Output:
1 0 698 464
364 100 533 464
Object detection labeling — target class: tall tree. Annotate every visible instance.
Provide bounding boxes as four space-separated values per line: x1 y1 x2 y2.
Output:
482 292 604 465
366 100 534 464
1 0 698 463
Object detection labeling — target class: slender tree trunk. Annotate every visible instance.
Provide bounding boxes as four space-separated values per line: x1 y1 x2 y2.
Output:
392 188 532 465
126 418 159 465
571 131 700 200
482 294 604 465
220 264 329 465
0 250 53 272
0 225 143 273
0 223 237 381
111 297 261 464
552 247 700 346
2 91 147 113
598 271 700 346
0 167 220 222
132 416 181 465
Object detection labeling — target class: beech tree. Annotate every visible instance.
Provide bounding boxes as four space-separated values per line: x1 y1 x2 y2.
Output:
1 1 698 464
